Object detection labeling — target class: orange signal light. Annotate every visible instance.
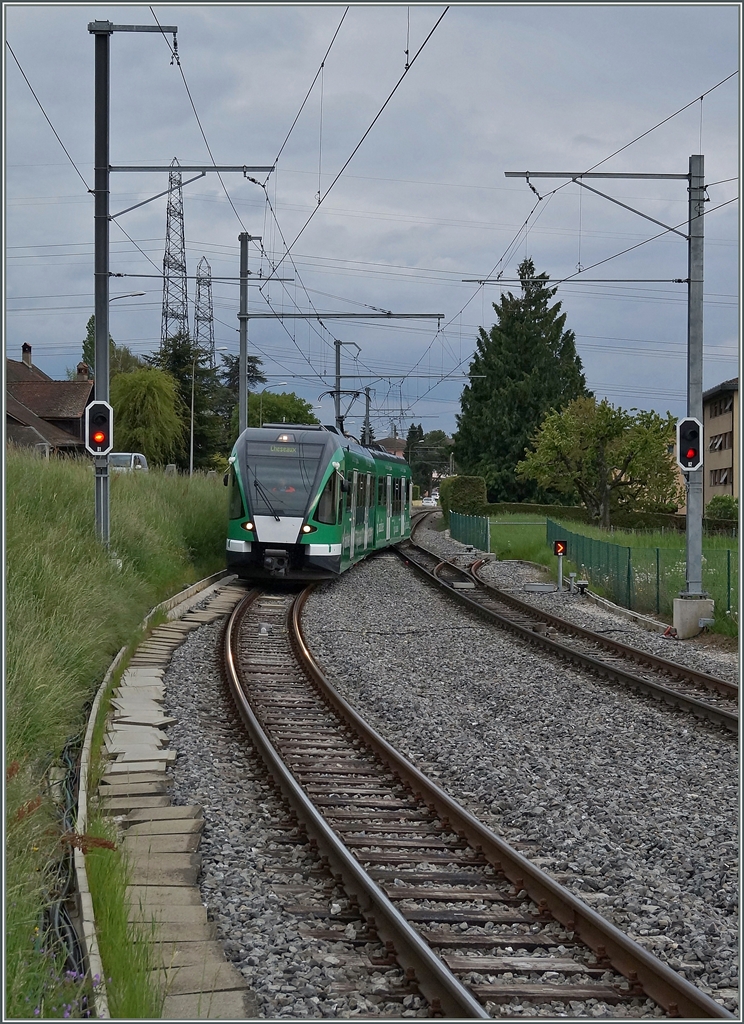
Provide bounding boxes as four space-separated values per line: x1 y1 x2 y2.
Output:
553 540 567 556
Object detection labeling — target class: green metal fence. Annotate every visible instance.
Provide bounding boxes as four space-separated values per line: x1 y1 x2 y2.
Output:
450 511 490 552
546 518 738 617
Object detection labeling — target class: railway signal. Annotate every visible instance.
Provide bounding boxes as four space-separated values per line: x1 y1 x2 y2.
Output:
553 539 567 592
676 417 703 472
85 401 113 456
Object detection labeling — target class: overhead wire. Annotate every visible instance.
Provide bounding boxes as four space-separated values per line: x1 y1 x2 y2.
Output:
264 5 450 282
269 7 349 176
149 6 255 234
6 41 92 193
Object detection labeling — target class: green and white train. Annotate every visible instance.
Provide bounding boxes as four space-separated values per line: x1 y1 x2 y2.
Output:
225 424 412 580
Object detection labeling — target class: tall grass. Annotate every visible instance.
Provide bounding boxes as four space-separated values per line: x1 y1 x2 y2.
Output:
488 514 552 566
5 447 227 1016
84 816 163 1018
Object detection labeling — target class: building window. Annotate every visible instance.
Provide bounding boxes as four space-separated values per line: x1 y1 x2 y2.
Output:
710 468 731 486
709 431 733 451
709 395 734 418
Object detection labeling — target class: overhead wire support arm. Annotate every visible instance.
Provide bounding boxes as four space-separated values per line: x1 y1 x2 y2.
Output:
569 178 688 238
236 312 443 320
109 164 275 173
110 171 206 219
504 171 689 180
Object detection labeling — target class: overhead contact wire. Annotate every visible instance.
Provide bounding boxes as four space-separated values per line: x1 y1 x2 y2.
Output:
264 5 449 283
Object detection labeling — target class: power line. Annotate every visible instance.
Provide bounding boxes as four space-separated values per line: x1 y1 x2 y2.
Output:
149 6 262 234
265 5 449 282
270 7 349 172
585 70 739 174
5 41 91 192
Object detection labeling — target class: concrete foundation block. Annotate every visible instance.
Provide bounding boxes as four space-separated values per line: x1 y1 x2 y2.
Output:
673 597 715 639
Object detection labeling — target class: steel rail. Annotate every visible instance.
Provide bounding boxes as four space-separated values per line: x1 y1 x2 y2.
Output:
223 590 489 1019
292 589 734 1020
397 546 737 734
468 558 737 698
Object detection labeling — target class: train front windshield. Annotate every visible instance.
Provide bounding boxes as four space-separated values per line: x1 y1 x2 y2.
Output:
240 441 325 517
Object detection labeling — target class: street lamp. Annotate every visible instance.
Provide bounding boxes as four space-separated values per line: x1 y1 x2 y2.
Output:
258 383 288 428
109 291 146 302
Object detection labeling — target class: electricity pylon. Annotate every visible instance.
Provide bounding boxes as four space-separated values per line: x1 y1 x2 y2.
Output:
194 256 215 365
161 158 189 344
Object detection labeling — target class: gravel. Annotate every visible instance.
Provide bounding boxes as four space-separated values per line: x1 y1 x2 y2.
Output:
163 619 428 1019
159 532 738 1017
300 532 739 1016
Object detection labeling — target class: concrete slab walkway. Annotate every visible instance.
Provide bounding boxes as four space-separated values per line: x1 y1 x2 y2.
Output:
95 582 257 1018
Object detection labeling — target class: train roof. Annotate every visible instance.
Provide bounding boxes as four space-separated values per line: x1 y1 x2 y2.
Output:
237 424 409 464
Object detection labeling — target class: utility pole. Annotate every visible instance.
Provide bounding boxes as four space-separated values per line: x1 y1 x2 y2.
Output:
503 160 712 635
685 154 705 598
89 19 273 546
334 339 361 432
363 387 372 445
238 233 260 434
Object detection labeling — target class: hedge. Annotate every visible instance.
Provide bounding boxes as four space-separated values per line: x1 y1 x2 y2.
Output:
439 485 737 536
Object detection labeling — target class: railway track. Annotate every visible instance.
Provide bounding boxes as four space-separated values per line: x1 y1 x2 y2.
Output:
222 586 732 1019
397 523 737 733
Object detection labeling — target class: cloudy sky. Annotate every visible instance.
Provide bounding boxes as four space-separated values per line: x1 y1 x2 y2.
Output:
4 3 740 438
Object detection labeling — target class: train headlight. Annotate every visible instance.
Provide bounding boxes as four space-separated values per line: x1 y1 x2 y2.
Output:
301 524 317 534
241 521 255 533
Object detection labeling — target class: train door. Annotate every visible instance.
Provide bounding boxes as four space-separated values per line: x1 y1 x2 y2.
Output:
385 474 392 540
400 477 406 535
350 470 358 558
364 473 371 549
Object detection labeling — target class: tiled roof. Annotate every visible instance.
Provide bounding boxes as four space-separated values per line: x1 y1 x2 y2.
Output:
6 358 54 382
6 380 94 419
375 436 407 453
703 377 738 401
5 393 83 447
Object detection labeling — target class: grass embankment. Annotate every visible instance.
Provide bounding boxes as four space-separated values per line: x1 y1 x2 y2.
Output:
486 513 738 636
5 448 227 1017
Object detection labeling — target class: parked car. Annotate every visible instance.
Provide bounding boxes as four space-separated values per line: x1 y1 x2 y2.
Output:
421 496 438 507
109 452 149 472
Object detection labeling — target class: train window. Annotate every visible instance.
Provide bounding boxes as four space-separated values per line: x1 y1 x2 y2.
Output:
315 473 338 524
227 466 246 519
239 441 325 517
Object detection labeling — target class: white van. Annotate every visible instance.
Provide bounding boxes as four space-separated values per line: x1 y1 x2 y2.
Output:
109 452 149 472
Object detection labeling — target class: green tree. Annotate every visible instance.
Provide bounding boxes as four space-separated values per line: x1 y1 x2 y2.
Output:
213 352 266 454
517 396 683 527
407 428 452 492
246 391 320 430
145 333 224 470
109 367 184 464
82 314 143 379
454 258 589 502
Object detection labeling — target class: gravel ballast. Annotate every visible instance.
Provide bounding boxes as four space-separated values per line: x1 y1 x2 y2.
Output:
163 618 428 1019
159 530 738 1018
300 534 738 1016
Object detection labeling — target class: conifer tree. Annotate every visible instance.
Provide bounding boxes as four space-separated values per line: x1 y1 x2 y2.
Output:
454 258 590 502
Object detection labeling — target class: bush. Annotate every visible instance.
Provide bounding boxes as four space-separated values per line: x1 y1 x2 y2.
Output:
438 476 487 526
705 494 738 521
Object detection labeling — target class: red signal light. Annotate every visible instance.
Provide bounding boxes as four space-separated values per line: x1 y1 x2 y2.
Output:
93 430 106 444
686 448 696 459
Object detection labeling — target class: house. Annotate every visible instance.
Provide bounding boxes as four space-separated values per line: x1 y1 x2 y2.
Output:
375 436 407 457
5 344 94 454
703 377 738 506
